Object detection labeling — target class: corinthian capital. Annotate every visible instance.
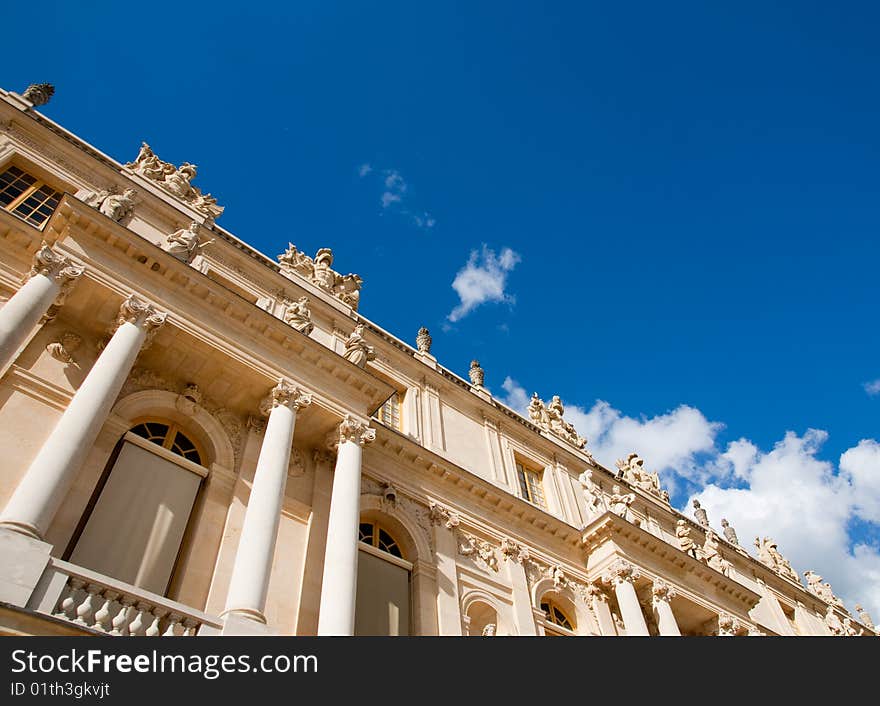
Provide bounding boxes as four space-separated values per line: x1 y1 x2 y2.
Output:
602 559 640 586
27 242 84 284
651 579 677 603
335 414 376 448
259 379 312 415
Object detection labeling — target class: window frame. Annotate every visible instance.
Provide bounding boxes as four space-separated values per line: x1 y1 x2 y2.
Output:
540 597 576 635
0 164 64 229
377 390 402 431
514 457 547 509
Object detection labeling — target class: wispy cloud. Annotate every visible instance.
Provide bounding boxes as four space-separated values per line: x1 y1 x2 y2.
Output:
357 164 435 231
864 379 880 396
447 245 521 322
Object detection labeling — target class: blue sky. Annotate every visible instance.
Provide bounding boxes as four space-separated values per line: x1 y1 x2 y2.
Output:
5 2 879 619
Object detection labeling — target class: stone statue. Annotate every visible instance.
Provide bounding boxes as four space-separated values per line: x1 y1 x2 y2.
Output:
615 452 668 502
550 565 566 589
283 296 314 335
754 537 799 583
468 360 485 387
416 327 432 354
312 248 336 290
22 83 55 106
125 142 223 218
841 616 858 637
276 244 363 310
676 519 699 559
692 499 709 528
578 468 606 520
803 570 846 611
720 518 739 546
608 485 635 519
84 188 136 223
702 530 732 577
855 604 875 631
46 332 82 365
342 324 376 368
824 606 843 635
527 393 587 449
163 221 212 263
481 623 496 636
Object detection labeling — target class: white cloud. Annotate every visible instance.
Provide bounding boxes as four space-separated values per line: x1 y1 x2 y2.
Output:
381 191 401 208
358 164 435 230
358 163 373 177
447 245 521 322
499 376 880 619
863 379 880 396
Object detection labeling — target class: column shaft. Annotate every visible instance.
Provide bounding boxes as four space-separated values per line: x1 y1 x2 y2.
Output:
0 274 60 371
654 598 681 636
614 579 650 636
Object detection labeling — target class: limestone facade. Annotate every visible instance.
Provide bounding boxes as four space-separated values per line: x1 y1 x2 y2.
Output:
0 84 874 637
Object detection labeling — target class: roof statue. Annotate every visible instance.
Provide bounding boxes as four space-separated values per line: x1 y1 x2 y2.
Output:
615 452 671 504
527 393 587 450
125 142 224 220
277 243 362 310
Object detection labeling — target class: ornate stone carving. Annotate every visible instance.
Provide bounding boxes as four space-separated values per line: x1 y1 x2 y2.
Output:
720 518 739 546
111 295 167 349
601 559 640 586
548 565 567 589
481 623 496 636
333 414 376 448
468 360 484 387
458 532 499 572
824 605 844 635
855 604 875 631
500 537 529 564
754 537 800 583
803 570 846 611
676 519 699 559
702 530 732 577
289 447 305 477
428 501 460 529
246 414 267 436
125 142 224 219
416 327 432 354
46 332 82 365
578 468 606 522
22 83 55 106
258 379 312 415
615 452 670 504
277 244 362 310
608 485 635 519
717 613 749 636
651 580 677 603
82 188 136 223
283 296 314 336
342 324 375 368
527 393 587 450
26 243 84 324
692 499 709 528
163 221 213 264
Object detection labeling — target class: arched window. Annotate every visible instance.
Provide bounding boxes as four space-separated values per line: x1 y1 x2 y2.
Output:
65 421 207 597
359 521 404 559
129 421 202 465
355 519 411 635
540 598 575 635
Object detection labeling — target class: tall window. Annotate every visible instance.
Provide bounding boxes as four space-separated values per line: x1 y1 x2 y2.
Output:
356 521 411 635
516 460 546 508
541 598 575 635
378 392 401 430
0 166 63 228
359 521 403 559
130 421 202 465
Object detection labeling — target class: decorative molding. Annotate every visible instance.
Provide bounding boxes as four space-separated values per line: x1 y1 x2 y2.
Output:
601 559 640 586
651 579 677 603
46 332 82 365
428 501 460 530
361 475 434 557
499 537 529 564
457 531 499 573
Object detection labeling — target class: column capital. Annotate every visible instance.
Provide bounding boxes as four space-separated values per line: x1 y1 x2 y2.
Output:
259 379 312 415
585 582 608 602
602 558 640 586
27 242 84 284
330 414 376 449
651 579 677 603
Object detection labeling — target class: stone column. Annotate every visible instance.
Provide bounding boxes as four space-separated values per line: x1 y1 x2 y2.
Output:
602 559 649 636
587 583 618 635
651 580 681 636
222 380 311 624
0 242 83 376
317 415 375 636
0 295 166 540
430 503 463 636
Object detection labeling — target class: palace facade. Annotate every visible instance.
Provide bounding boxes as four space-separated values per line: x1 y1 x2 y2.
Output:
0 83 874 638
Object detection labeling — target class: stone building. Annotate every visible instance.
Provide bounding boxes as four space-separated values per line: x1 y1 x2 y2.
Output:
0 83 874 638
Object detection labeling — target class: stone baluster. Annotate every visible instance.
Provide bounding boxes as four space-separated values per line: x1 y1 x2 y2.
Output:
127 602 152 636
74 584 101 627
55 578 83 621
110 596 136 636
162 613 183 637
182 618 199 637
145 608 166 637
93 590 118 632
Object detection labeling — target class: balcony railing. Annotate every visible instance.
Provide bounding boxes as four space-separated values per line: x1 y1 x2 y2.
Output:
28 558 222 636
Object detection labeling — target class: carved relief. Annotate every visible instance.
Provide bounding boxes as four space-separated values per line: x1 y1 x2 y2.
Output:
162 222 213 264
717 613 749 636
46 332 82 365
428 501 460 530
527 393 587 450
277 244 362 310
457 532 499 573
289 448 305 477
258 379 312 415
81 188 136 224
701 530 733 577
602 559 640 586
754 537 800 583
125 142 224 219
111 295 167 349
341 324 375 368
577 468 607 523
803 570 846 611
332 414 376 449
676 519 699 559
27 241 85 321
651 579 677 603
283 296 314 335
500 537 529 564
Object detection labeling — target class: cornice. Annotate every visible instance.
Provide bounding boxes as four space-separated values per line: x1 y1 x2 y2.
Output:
581 512 762 614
